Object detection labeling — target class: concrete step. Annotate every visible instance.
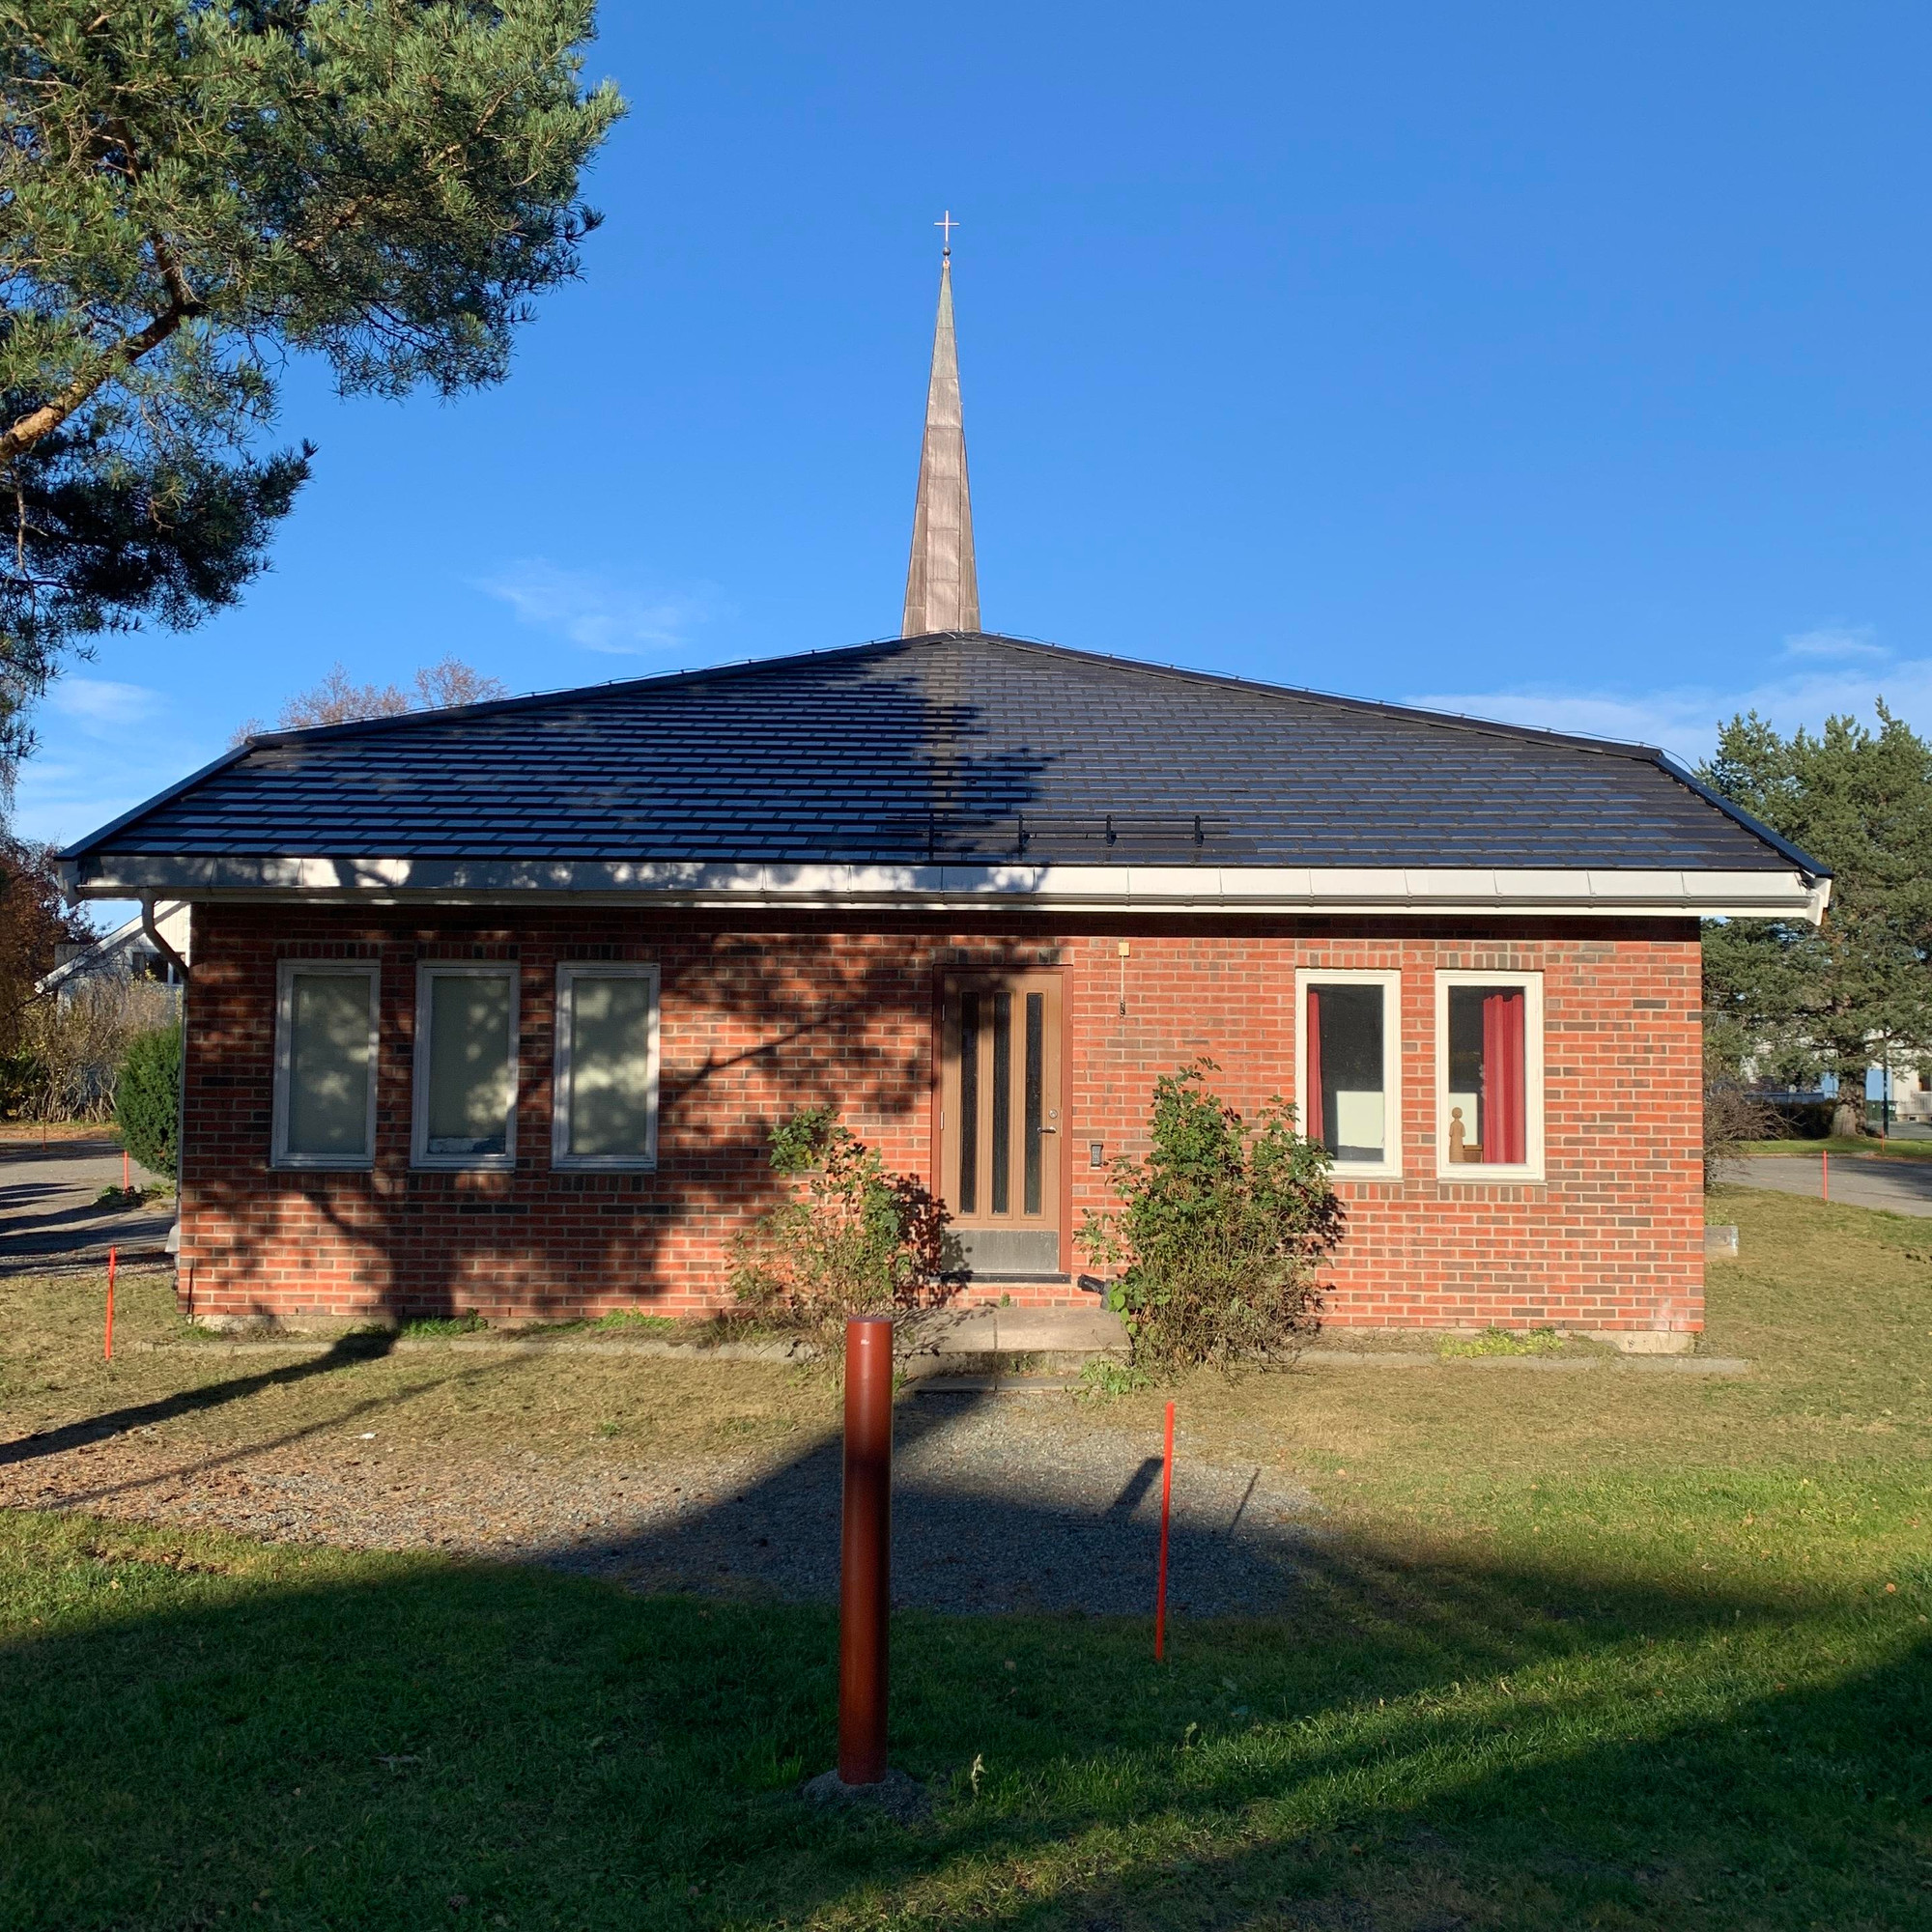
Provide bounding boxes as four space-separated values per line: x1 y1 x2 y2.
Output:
898 1305 1128 1378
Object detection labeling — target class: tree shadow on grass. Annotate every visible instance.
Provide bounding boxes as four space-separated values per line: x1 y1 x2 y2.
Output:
1 1511 1924 1932
0 1331 397 1469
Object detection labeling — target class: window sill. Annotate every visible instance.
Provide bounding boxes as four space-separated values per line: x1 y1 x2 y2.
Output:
552 1157 659 1174
411 1156 517 1174
271 1157 374 1173
1435 1165 1546 1185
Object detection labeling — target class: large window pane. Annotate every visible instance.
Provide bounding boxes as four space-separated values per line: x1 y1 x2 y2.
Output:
425 972 514 1158
1023 991 1044 1215
284 970 373 1161
990 990 1011 1214
1307 983 1384 1162
957 992 979 1212
563 972 656 1158
1446 985 1526 1164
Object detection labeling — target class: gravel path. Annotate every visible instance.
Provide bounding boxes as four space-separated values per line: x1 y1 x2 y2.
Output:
1 1385 1315 1616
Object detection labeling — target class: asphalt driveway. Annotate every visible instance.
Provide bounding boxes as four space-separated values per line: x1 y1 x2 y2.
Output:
0 1138 175 1269
1722 1151 1932 1217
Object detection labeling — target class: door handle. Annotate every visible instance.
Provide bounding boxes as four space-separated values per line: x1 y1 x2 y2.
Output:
1037 1125 1059 1133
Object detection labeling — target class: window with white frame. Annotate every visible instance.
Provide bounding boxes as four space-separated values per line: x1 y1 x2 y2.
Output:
272 961 380 1169
552 963 660 1169
412 962 519 1168
1435 970 1545 1179
1295 969 1402 1176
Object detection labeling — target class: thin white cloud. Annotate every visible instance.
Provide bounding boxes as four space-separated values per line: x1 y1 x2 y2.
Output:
46 678 165 732
1411 649 1932 767
1781 623 1887 662
473 559 721 655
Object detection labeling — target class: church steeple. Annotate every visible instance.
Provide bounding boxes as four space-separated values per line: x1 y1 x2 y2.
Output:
901 220 980 637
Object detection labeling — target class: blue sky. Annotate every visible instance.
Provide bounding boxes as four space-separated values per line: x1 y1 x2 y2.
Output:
18 2 1932 901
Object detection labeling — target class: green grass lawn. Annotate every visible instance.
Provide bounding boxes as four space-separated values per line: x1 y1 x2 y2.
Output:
2 1188 1930 1930
1738 1134 1932 1158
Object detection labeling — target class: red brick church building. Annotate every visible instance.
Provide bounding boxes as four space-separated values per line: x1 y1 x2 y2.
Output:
62 252 1827 1349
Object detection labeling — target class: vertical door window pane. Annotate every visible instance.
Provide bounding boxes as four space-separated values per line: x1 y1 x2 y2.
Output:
425 972 514 1157
563 973 655 1158
284 971 373 1160
1306 983 1385 1162
1446 985 1526 1164
990 990 1011 1214
957 992 979 1212
1023 992 1045 1214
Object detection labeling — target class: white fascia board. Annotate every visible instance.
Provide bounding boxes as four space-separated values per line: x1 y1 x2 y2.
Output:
62 855 1832 923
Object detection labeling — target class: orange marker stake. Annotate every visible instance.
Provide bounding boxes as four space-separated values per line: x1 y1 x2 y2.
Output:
1154 1400 1176 1661
104 1246 116 1360
1822 1149 1830 1203
123 1149 129 1192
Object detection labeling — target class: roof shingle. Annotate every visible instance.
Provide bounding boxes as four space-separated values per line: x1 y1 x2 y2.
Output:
65 633 1816 874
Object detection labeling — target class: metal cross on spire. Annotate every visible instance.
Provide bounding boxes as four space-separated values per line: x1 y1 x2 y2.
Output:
935 210 958 255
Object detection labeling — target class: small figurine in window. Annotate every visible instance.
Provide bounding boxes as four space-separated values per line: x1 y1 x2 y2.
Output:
1448 1105 1471 1164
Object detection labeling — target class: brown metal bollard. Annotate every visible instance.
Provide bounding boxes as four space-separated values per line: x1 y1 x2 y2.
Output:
838 1315 895 1786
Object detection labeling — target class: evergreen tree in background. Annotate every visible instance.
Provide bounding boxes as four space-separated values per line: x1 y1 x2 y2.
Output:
0 1 624 790
1700 702 1932 1134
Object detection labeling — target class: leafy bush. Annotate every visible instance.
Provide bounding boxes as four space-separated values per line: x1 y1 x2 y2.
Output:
114 1023 181 1176
1080 1060 1345 1377
731 1109 952 1349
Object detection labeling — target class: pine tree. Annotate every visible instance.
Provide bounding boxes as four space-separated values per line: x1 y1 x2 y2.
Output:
1700 702 1932 1133
0 1 624 782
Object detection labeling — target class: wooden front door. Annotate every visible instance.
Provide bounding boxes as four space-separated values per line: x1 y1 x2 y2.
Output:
938 973 1063 1276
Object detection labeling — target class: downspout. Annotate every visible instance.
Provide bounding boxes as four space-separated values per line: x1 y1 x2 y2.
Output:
140 897 189 986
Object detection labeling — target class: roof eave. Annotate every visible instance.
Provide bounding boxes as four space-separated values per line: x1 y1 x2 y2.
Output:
60 856 1831 924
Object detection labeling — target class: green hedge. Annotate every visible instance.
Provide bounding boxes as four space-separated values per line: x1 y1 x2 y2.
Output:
114 1023 181 1176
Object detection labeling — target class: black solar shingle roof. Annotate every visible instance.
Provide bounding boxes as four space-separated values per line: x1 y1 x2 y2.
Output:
65 633 1815 873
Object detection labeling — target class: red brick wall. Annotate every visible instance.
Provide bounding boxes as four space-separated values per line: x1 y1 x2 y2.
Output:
178 908 1704 1339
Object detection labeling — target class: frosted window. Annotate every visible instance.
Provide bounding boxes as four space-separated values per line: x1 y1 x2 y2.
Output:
283 971 373 1160
424 972 514 1158
562 973 656 1159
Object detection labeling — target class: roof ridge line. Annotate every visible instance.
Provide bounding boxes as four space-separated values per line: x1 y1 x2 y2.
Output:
232 629 1675 767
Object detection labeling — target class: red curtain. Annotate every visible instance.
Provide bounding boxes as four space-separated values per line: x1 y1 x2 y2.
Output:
1482 989 1526 1163
1305 987 1325 1144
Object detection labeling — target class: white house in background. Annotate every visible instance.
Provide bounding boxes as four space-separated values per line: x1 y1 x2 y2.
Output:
36 901 190 1005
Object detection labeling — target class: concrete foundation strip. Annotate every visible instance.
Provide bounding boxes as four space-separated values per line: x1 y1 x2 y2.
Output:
131 1338 1747 1375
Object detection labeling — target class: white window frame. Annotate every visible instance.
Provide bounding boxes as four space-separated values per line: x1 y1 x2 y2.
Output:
552 962 662 1171
1294 968 1403 1179
271 960 380 1171
1434 969 1546 1182
412 961 521 1172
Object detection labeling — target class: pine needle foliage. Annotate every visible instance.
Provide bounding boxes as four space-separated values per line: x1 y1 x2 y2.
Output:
1700 702 1932 1133
1081 1060 1345 1377
0 1 625 780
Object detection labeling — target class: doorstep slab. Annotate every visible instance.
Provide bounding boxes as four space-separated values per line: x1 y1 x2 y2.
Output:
899 1306 1127 1357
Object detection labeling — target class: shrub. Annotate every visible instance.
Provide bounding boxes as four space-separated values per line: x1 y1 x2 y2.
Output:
8 978 176 1122
1080 1060 1345 1377
114 1023 181 1176
730 1109 952 1349
1704 1070 1780 1186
